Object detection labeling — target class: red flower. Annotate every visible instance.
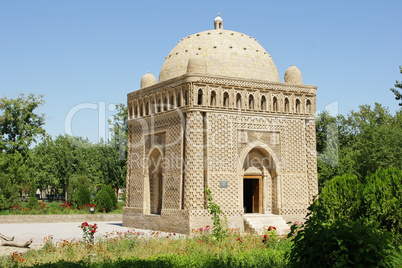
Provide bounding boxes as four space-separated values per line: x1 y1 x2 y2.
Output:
264 234 267 238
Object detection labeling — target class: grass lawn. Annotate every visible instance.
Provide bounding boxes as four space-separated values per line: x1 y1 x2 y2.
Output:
0 229 291 267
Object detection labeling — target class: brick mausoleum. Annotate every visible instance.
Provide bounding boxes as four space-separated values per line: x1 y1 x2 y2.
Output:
123 14 318 234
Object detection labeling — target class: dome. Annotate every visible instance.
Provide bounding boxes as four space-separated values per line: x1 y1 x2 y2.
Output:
187 55 207 74
158 18 280 83
284 64 302 84
141 72 157 89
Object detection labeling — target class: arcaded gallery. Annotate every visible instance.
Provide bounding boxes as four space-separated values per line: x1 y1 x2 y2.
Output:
123 15 318 234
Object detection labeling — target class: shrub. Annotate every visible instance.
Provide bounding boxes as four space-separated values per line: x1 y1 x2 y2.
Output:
0 173 21 210
288 168 401 266
26 183 39 210
104 185 118 207
288 219 393 267
362 167 402 245
73 184 91 208
314 173 362 222
94 186 113 212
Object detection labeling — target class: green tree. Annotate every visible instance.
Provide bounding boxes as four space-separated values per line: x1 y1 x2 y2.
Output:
104 184 117 207
73 184 92 208
0 94 45 202
288 169 400 266
0 152 21 209
94 185 113 212
390 66 402 106
0 94 45 156
316 103 402 188
108 103 127 188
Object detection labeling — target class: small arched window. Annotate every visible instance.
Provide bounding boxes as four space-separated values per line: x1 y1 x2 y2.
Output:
236 93 242 109
163 97 168 111
306 99 312 114
157 98 162 113
210 91 216 106
272 97 278 112
170 94 175 109
140 103 143 117
128 103 133 119
223 92 229 107
261 96 267 111
198 89 203 105
177 92 181 107
296 99 301 113
134 104 138 118
248 95 254 109
150 100 155 114
284 98 289 113
183 90 188 106
145 102 149 116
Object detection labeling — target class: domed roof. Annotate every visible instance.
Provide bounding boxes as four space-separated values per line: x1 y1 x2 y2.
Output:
284 64 302 84
158 17 280 83
141 72 157 89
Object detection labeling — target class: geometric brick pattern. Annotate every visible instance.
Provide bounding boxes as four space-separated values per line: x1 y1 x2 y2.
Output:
124 18 318 234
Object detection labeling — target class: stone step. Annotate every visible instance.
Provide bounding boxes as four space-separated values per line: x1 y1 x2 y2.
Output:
244 214 291 235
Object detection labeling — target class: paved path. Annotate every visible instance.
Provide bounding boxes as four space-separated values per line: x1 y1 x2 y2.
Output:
0 221 161 257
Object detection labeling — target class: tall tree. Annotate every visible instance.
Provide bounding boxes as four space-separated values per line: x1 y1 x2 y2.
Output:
108 103 127 188
0 94 45 156
390 66 402 106
0 94 45 204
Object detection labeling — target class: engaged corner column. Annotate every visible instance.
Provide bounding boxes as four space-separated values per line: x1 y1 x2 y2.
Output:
183 111 204 210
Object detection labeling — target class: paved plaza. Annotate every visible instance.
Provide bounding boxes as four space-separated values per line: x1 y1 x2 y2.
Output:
0 221 156 256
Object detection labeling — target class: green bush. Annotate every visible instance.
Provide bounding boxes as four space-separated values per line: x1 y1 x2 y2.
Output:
362 167 402 245
26 183 39 210
0 173 20 210
288 168 402 266
314 173 362 222
73 184 92 208
105 185 118 207
288 219 393 267
94 186 113 212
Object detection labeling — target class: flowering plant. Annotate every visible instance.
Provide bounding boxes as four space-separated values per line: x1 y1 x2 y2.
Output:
262 226 277 246
79 222 98 244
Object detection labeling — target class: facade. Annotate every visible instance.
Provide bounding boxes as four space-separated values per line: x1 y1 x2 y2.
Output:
123 15 318 234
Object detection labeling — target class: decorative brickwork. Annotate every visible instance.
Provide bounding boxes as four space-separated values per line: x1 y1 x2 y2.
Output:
123 16 318 234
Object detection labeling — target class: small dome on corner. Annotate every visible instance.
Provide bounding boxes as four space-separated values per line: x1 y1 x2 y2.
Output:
284 64 302 84
187 55 207 74
141 72 157 89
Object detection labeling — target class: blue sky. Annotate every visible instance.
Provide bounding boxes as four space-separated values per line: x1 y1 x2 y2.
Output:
1 1 401 143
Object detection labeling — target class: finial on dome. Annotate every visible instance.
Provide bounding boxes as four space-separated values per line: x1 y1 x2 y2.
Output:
214 13 223 30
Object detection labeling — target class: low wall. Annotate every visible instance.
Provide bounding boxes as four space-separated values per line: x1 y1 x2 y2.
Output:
0 214 122 224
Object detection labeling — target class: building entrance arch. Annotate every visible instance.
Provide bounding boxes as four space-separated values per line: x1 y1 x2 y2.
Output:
239 142 281 215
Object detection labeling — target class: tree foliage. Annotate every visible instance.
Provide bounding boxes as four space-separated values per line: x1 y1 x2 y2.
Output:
73 184 92 208
390 66 402 106
94 185 113 212
288 167 401 266
0 94 45 156
316 103 402 189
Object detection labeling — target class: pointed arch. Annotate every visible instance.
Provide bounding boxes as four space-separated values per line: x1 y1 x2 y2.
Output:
145 145 164 215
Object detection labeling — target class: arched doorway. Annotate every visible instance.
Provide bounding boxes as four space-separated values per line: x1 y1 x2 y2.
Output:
148 148 163 214
240 145 278 214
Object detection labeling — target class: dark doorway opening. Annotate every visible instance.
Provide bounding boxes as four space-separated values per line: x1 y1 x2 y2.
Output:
243 177 261 213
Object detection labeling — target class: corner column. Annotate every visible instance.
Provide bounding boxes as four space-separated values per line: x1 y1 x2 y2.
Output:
183 111 205 210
